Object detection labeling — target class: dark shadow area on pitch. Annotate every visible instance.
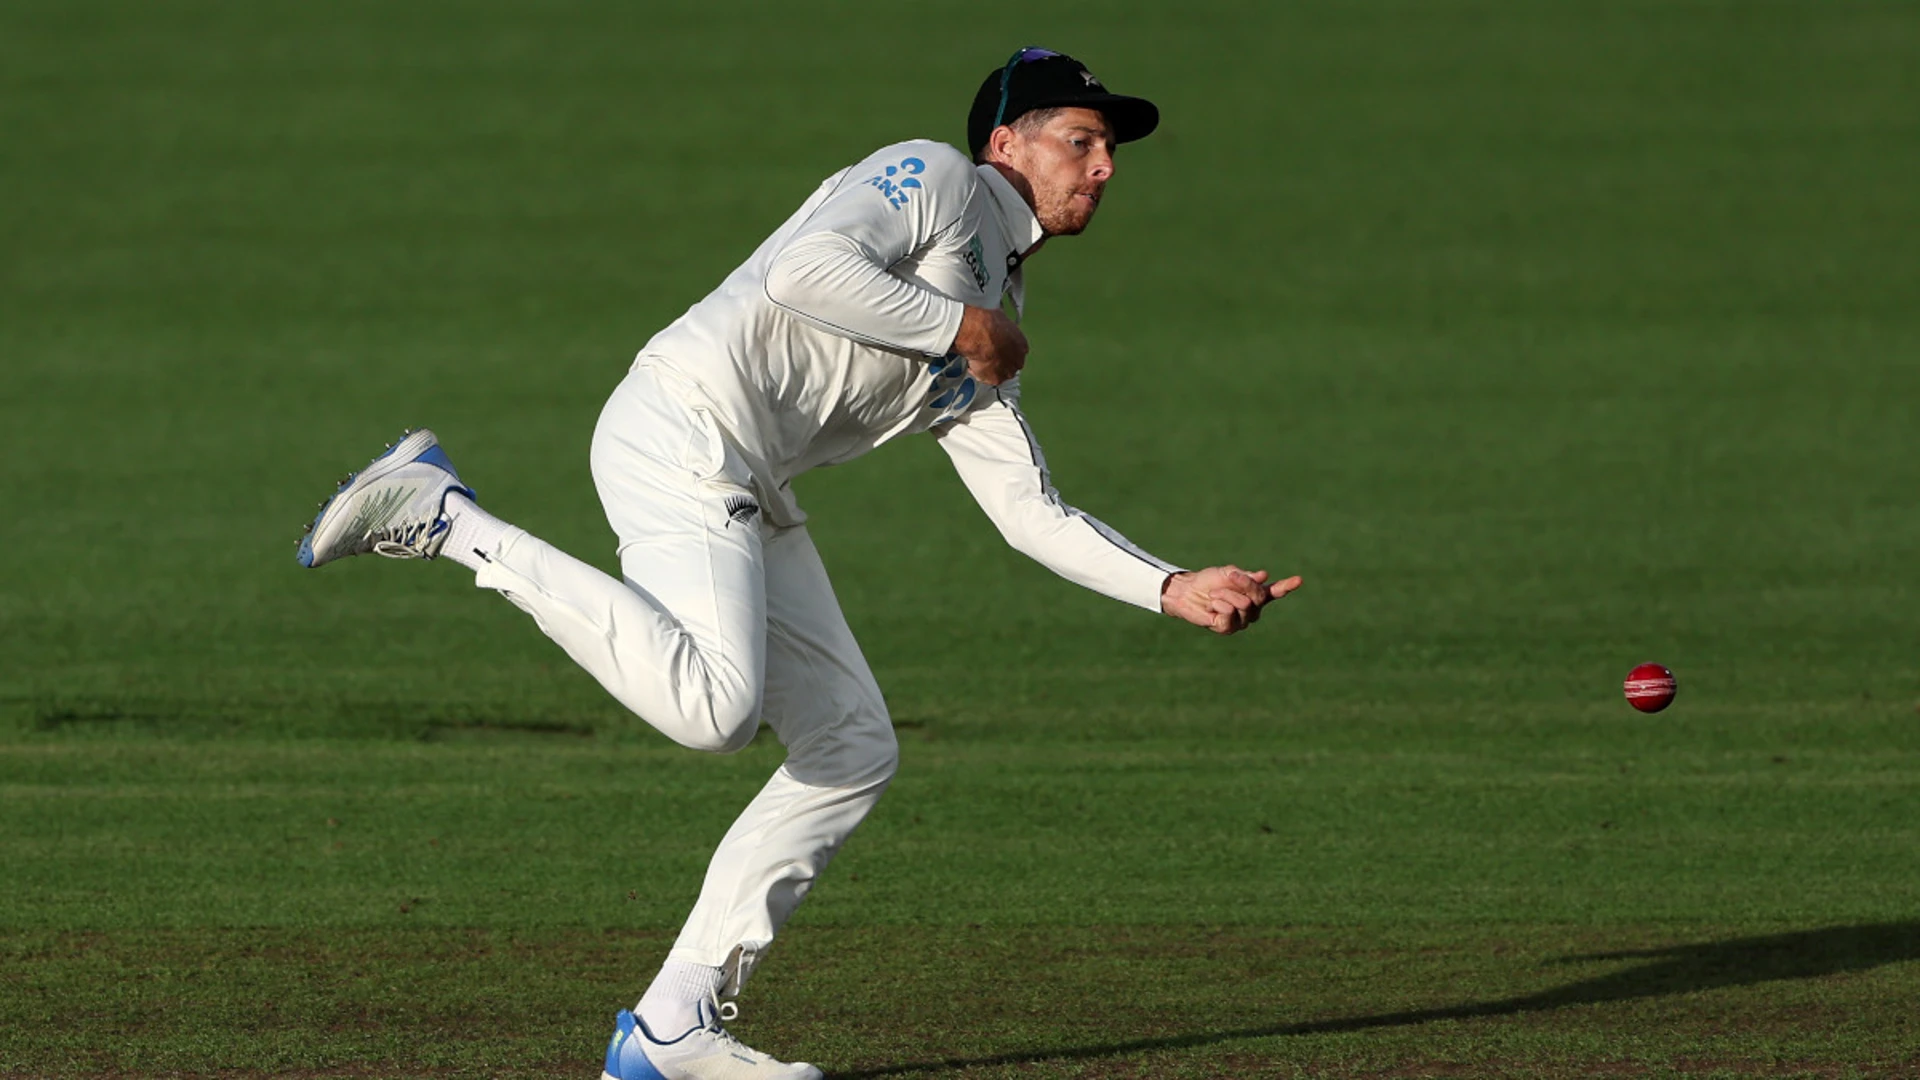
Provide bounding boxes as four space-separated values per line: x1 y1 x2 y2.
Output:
833 921 1920 1078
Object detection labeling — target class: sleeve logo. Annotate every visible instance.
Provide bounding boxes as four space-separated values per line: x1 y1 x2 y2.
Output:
865 156 926 211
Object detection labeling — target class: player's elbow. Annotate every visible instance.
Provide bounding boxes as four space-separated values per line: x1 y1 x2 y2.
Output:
992 496 1074 560
998 526 1043 561
761 252 808 311
763 236 859 316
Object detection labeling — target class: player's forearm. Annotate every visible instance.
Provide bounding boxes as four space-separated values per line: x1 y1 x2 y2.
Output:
994 504 1179 611
763 233 965 357
937 400 1179 611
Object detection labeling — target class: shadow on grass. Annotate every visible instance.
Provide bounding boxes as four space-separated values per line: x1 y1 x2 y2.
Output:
837 921 1920 1077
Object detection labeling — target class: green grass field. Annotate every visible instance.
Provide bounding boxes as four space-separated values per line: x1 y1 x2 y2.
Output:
4 1 1917 1076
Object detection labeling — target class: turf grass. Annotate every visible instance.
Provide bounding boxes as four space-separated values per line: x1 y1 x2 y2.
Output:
3 0 1917 1076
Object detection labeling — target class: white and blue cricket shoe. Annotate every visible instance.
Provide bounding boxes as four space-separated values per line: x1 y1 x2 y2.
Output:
602 1003 823 1080
295 428 473 567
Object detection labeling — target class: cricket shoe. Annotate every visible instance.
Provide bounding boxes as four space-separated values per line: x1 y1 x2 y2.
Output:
295 428 474 568
601 1003 823 1080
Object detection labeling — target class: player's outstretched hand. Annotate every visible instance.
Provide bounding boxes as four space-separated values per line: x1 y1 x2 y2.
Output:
1160 566 1302 635
951 304 1028 385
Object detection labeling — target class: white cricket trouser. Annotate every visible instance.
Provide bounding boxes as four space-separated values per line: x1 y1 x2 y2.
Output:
470 361 899 993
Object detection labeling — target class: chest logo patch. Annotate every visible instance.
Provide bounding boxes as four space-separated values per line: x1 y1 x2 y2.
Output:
962 235 990 291
865 156 926 211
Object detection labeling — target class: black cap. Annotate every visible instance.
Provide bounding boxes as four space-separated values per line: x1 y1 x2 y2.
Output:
966 48 1159 159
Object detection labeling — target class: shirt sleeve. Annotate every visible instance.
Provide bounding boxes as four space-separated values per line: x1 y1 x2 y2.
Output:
761 141 972 358
933 381 1181 611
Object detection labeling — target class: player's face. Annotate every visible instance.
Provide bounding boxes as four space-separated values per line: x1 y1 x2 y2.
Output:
998 108 1117 237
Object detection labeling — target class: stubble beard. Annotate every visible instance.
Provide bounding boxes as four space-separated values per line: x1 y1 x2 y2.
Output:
1040 193 1098 237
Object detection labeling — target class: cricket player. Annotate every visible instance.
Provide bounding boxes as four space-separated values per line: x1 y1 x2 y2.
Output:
296 48 1302 1080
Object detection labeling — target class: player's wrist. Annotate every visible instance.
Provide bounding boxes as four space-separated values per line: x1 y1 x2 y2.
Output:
1159 571 1192 616
950 304 991 354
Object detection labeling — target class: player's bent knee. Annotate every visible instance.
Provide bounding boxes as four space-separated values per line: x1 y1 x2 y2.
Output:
686 696 764 755
784 709 898 789
661 714 761 755
629 674 764 754
837 704 899 787
867 721 900 783
711 713 763 754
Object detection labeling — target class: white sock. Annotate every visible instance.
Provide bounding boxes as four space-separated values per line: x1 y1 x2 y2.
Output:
440 491 512 571
636 960 726 1039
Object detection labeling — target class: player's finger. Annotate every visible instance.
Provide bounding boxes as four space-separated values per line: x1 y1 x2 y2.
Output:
1267 575 1303 600
1221 589 1253 612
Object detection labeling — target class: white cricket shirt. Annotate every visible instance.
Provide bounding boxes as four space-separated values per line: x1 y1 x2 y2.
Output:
634 139 1178 611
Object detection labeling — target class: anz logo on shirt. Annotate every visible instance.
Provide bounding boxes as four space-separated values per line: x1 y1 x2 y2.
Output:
924 352 977 424
865 156 926 211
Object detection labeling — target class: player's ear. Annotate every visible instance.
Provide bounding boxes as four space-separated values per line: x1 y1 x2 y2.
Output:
987 124 1018 164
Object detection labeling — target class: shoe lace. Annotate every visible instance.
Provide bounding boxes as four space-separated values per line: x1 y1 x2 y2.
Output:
702 994 757 1054
369 515 446 559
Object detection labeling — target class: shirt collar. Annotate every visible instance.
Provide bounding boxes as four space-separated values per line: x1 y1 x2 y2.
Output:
976 163 1045 266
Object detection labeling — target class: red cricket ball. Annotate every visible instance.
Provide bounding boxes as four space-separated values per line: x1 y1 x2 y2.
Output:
1623 663 1677 713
